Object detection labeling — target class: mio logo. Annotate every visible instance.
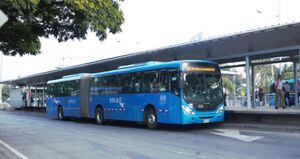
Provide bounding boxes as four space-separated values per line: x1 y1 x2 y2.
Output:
109 97 125 107
109 97 123 104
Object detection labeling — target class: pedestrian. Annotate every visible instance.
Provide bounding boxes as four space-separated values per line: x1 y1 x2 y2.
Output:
258 88 265 106
223 88 228 106
284 81 291 107
274 75 286 109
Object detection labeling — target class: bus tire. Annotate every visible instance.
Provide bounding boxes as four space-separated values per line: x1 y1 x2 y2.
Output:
57 106 64 120
95 107 104 125
145 108 158 130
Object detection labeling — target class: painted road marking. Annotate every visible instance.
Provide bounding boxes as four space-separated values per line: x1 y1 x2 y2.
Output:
0 139 29 159
211 129 264 142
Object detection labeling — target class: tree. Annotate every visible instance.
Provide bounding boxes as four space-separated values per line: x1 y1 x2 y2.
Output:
222 76 234 93
0 0 124 56
255 65 274 93
2 85 10 101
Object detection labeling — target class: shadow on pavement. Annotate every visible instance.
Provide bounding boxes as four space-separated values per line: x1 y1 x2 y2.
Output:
53 117 222 131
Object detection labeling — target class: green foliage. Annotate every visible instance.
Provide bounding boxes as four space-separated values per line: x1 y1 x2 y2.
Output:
222 76 234 93
255 65 274 93
2 85 10 101
0 0 124 56
281 64 294 80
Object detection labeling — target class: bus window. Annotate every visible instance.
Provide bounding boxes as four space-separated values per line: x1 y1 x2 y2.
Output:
52 83 58 97
120 74 135 94
57 83 64 97
159 70 169 92
69 80 79 96
170 72 180 95
90 77 104 95
47 84 54 97
134 74 142 93
94 77 107 95
103 76 121 94
63 82 69 97
143 71 159 93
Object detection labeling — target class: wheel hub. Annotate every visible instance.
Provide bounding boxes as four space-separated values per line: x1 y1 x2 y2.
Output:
58 109 62 119
96 112 101 122
148 114 156 124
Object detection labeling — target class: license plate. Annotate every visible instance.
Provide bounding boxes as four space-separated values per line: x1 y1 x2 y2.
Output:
203 119 210 123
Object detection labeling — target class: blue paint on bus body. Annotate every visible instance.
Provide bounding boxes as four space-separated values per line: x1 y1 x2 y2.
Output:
46 60 225 125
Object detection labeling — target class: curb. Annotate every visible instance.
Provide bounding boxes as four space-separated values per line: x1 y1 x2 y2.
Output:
222 122 300 134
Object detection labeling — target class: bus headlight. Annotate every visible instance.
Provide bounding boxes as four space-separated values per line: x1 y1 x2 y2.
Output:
217 106 224 113
182 105 195 115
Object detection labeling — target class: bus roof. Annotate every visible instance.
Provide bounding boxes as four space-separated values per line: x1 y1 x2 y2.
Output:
47 73 86 84
91 60 217 78
47 60 217 84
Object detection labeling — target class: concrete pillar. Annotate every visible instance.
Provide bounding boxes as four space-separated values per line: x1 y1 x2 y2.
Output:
246 56 251 109
35 85 37 107
252 65 255 108
27 86 31 107
294 61 298 107
233 75 237 106
42 84 45 107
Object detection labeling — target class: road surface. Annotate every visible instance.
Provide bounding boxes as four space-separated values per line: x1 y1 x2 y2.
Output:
0 111 299 159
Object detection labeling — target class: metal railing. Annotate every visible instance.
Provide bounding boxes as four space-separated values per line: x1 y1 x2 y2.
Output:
227 93 300 107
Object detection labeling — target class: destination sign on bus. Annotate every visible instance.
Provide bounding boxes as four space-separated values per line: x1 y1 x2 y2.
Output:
185 66 216 72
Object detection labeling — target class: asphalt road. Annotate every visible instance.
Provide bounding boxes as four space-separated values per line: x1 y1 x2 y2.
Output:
0 111 299 159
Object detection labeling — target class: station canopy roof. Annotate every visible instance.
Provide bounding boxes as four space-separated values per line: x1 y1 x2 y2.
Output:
2 22 300 86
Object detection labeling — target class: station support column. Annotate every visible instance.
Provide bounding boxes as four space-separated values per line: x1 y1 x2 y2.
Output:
246 56 251 109
233 75 237 106
35 85 37 107
294 61 299 107
42 84 45 107
252 65 255 107
27 86 31 107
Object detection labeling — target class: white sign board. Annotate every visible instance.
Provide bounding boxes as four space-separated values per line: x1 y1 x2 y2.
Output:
0 10 8 28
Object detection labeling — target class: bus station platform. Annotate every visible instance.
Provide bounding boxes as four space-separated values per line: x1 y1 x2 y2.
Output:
225 106 300 124
225 106 300 115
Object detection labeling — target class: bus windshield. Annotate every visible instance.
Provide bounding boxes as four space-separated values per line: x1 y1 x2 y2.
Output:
183 73 223 109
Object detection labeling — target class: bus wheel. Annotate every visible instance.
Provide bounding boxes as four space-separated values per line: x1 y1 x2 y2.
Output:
145 109 158 129
57 106 64 120
95 107 104 125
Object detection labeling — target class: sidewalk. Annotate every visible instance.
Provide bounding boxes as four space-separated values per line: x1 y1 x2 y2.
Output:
224 106 300 133
225 106 300 115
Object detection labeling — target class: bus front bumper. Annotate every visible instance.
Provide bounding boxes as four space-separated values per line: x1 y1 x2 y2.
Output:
181 112 225 124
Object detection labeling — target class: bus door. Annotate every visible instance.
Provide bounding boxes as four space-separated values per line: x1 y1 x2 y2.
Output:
168 70 181 122
133 73 143 121
119 74 137 121
80 74 90 118
66 80 80 117
103 75 123 120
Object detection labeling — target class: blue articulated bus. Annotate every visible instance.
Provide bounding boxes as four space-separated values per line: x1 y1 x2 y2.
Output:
46 60 224 129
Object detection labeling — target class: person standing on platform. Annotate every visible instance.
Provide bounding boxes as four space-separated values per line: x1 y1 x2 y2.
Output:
258 88 265 106
274 75 286 109
284 81 291 107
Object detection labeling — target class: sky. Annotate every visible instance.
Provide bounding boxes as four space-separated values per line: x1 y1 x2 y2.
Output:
2 0 300 80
